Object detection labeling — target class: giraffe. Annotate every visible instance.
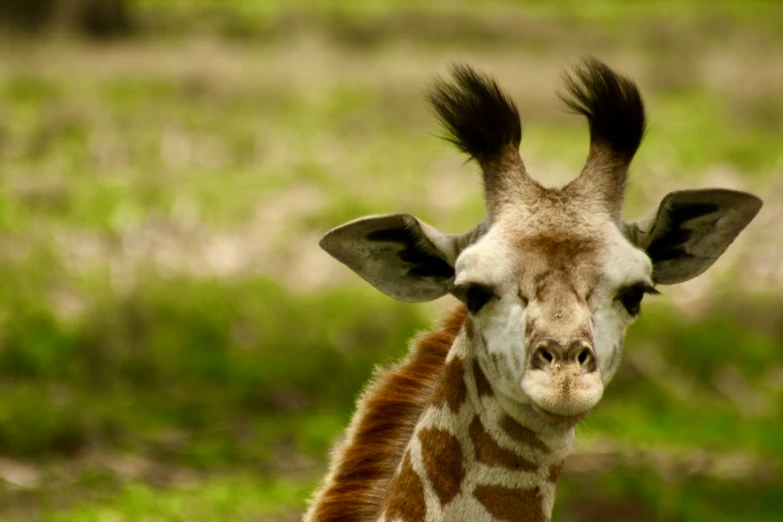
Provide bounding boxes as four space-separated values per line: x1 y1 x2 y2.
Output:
305 59 762 522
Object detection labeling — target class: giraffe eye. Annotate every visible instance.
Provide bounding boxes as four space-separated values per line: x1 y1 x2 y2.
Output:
617 282 659 317
454 283 496 315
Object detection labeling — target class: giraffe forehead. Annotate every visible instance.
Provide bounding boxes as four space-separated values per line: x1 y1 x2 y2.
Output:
456 208 610 287
516 233 602 273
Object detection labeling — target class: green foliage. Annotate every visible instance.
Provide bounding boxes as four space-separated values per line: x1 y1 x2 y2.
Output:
555 465 783 522
0 274 424 460
33 474 313 522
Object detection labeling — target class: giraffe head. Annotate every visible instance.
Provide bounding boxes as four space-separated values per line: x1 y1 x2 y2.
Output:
320 59 761 426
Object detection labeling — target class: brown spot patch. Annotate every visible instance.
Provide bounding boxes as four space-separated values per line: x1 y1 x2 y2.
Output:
468 417 538 471
519 236 599 274
419 428 464 507
500 415 550 454
518 234 602 312
473 360 494 397
432 356 466 413
383 452 427 522
307 306 466 522
473 484 546 522
547 462 564 483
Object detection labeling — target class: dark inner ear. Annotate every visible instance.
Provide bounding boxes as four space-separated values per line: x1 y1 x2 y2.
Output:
646 201 720 263
367 227 454 279
631 189 762 285
319 213 460 303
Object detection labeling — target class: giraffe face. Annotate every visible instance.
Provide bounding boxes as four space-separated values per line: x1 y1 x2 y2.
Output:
320 187 759 425
453 201 654 424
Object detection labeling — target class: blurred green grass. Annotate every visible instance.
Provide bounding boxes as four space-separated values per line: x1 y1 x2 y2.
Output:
0 274 423 457
1 0 782 520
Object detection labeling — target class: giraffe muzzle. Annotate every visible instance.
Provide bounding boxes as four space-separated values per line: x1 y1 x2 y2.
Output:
520 338 604 423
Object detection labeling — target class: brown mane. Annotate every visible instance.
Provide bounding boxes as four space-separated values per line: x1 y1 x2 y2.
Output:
306 305 467 522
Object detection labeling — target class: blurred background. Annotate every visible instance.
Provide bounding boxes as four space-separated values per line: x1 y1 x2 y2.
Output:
0 0 782 520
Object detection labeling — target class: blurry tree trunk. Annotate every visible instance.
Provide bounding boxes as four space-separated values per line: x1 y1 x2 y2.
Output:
0 0 131 37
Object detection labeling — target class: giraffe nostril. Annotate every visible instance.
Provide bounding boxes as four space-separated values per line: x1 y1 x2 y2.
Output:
531 343 559 370
539 348 554 363
576 347 597 372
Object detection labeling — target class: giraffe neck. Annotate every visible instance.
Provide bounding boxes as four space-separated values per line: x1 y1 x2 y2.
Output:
378 328 574 522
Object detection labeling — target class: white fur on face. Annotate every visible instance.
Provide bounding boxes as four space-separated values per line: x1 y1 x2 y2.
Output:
455 232 531 405
591 224 654 382
453 218 654 421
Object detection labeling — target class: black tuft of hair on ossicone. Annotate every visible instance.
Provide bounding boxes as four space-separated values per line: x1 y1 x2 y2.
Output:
428 64 522 165
560 58 646 161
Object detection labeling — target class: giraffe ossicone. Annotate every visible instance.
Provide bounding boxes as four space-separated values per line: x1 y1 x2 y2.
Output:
306 59 762 522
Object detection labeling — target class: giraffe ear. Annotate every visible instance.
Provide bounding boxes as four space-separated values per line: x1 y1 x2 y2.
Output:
625 189 762 284
319 214 462 302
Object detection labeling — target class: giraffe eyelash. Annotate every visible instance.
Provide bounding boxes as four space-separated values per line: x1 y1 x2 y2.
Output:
453 283 497 315
616 282 659 317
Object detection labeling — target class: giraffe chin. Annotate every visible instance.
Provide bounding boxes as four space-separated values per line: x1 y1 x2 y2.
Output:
530 402 590 427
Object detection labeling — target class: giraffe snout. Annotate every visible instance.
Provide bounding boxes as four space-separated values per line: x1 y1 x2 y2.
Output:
521 338 604 425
